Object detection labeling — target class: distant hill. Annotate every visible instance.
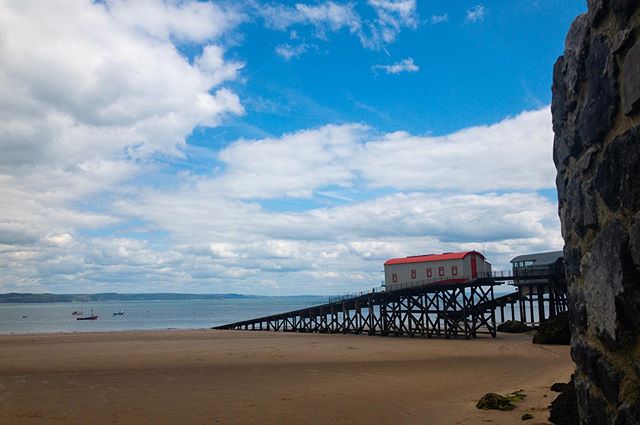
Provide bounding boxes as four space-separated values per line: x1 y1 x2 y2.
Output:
0 292 261 303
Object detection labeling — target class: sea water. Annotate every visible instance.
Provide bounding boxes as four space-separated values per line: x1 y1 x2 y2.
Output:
0 296 328 334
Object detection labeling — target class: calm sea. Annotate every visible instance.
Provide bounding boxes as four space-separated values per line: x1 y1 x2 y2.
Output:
0 296 329 334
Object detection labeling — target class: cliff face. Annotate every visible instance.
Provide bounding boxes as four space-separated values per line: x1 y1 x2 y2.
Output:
552 1 640 423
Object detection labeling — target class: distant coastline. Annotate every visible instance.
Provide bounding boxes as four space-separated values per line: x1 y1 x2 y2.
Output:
0 292 263 303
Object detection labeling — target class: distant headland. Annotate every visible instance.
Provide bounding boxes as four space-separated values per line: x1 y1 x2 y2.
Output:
0 292 262 303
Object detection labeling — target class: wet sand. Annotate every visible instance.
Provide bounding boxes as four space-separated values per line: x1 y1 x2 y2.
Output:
0 330 573 425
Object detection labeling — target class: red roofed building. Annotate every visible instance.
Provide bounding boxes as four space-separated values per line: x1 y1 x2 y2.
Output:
383 251 492 290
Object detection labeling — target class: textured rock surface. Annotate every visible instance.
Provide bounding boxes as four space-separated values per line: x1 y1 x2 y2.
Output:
553 1 640 423
549 376 579 425
497 320 529 333
532 312 571 345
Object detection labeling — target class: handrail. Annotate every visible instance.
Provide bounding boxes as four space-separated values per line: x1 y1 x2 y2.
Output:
324 270 516 305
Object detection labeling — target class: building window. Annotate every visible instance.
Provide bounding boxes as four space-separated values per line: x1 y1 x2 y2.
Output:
411 269 416 279
392 273 397 283
438 267 445 276
426 268 432 278
452 266 458 276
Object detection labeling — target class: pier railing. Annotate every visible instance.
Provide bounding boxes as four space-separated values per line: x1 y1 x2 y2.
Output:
324 270 515 305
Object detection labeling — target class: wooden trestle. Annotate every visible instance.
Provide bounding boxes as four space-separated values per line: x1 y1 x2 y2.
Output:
214 280 501 339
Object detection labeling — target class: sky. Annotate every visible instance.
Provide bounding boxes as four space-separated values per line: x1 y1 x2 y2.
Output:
0 0 586 295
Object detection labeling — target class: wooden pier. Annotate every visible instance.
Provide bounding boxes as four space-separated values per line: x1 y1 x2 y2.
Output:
216 277 509 338
215 268 568 338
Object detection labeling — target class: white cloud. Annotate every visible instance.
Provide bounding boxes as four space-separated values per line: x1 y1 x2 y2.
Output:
208 107 554 198
364 0 418 47
373 57 419 74
0 0 245 291
0 2 561 295
275 43 309 60
357 108 555 191
107 188 561 293
0 0 244 169
214 124 365 199
465 5 486 23
104 0 245 42
260 1 361 34
431 14 448 24
257 0 418 50
91 107 558 294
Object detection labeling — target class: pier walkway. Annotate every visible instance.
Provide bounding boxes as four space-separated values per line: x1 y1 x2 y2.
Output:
215 273 527 338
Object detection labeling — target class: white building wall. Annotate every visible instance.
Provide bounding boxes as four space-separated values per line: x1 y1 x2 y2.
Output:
384 258 466 290
384 253 492 291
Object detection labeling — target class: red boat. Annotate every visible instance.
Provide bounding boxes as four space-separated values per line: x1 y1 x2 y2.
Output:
76 309 98 320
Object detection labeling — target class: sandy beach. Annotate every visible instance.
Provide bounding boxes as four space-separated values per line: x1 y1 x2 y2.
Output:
0 330 573 425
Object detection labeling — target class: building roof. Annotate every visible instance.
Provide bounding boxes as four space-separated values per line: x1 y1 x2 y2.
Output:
384 251 484 266
510 250 563 265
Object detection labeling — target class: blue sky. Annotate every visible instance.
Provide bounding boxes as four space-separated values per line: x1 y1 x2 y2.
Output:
0 1 585 295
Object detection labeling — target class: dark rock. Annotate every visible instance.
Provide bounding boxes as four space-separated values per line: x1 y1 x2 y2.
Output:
616 401 640 425
575 373 612 424
578 34 618 149
476 393 514 411
611 0 637 26
596 356 621 404
571 339 603 379
630 213 640 267
521 413 534 421
581 220 626 341
563 246 582 278
549 376 579 425
613 29 632 53
551 382 572 393
567 289 587 330
594 126 640 211
588 0 607 26
533 312 571 345
623 41 640 114
497 320 529 333
553 1 640 423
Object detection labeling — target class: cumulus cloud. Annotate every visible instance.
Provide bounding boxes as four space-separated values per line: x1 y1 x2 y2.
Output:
206 108 554 198
214 124 365 199
0 0 245 291
104 0 244 42
0 2 561 295
465 5 486 23
0 0 244 169
95 107 560 294
109 189 561 293
373 57 419 74
358 108 555 191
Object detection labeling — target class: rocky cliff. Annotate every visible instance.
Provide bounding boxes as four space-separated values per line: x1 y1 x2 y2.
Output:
552 1 640 423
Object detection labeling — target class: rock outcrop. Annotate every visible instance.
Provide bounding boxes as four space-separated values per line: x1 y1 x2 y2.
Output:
532 312 571 345
552 1 640 423
497 320 529 333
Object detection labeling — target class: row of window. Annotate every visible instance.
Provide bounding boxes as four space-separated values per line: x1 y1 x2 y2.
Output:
391 266 459 283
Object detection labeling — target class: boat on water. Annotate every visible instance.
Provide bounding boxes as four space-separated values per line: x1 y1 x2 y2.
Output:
113 310 124 316
76 309 98 321
71 310 83 315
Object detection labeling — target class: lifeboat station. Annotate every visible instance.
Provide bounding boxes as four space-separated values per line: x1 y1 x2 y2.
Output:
215 250 567 339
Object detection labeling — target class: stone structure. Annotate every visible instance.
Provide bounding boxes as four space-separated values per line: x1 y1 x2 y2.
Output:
552 1 640 423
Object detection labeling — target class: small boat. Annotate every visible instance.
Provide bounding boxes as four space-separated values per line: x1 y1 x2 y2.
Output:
76 309 98 321
113 310 124 316
72 310 83 316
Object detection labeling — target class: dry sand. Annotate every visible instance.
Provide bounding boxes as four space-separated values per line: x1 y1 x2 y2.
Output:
0 330 573 425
